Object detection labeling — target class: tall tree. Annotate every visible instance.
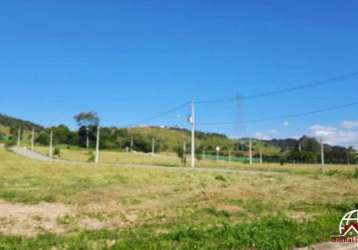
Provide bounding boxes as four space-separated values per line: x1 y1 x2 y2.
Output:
74 112 100 148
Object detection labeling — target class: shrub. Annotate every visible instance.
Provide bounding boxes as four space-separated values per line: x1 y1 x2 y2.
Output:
87 151 95 162
53 148 61 157
175 146 187 166
214 175 227 182
353 168 358 179
4 138 16 148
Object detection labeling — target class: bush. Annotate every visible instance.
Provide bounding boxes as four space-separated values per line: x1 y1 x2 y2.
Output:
214 175 226 182
354 168 358 179
4 137 16 148
53 148 61 157
0 132 6 142
175 146 187 166
87 151 95 162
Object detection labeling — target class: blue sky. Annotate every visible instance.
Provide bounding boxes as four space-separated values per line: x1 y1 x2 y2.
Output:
0 1 357 147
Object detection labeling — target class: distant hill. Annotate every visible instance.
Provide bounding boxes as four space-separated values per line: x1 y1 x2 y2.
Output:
0 114 43 133
0 113 354 156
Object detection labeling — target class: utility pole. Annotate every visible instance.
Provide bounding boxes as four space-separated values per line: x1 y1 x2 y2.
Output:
228 150 231 163
95 124 100 163
86 127 90 149
31 128 35 150
216 146 220 161
152 138 155 155
320 139 325 171
17 127 21 147
249 138 253 166
190 101 195 168
259 147 263 164
183 141 186 167
130 137 134 152
347 151 350 165
49 130 53 158
183 141 186 155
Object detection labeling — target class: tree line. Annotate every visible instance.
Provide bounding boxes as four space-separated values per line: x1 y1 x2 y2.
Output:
0 112 356 164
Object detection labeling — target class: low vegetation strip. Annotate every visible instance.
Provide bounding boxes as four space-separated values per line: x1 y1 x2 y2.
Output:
0 212 350 249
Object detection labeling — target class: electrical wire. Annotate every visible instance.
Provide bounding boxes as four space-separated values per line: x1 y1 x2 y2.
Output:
125 101 190 128
197 101 358 126
195 71 358 104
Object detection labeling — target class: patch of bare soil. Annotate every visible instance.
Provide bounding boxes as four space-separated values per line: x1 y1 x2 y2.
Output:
287 211 312 221
0 200 71 236
0 200 143 236
217 204 243 214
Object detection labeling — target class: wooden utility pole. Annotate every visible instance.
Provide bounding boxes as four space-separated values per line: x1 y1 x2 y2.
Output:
49 130 53 158
228 150 231 163
259 147 263 164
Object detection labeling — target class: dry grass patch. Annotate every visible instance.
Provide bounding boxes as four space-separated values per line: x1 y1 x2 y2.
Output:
0 148 357 240
0 200 70 236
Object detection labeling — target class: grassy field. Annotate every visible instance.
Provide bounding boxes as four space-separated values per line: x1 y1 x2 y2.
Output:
0 147 358 249
33 145 358 177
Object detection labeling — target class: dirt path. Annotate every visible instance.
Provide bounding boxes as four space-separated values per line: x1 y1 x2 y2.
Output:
9 146 273 175
10 146 60 162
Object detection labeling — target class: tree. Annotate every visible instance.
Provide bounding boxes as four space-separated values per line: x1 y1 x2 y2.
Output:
36 131 49 145
74 112 100 148
0 131 6 142
52 125 71 144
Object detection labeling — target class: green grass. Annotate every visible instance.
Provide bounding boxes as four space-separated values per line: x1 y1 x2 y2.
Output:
0 212 348 249
32 145 358 178
0 148 358 249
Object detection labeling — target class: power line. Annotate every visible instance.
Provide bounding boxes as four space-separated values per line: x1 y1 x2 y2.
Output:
125 101 189 128
197 101 358 126
123 71 358 127
195 71 358 104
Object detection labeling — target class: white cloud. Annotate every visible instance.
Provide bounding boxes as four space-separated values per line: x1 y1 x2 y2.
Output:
255 129 279 140
341 120 358 129
309 125 337 137
255 132 271 140
283 121 289 126
310 124 358 148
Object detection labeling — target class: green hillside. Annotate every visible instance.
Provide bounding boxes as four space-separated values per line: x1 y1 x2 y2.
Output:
0 114 43 132
0 114 43 144
0 113 355 164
